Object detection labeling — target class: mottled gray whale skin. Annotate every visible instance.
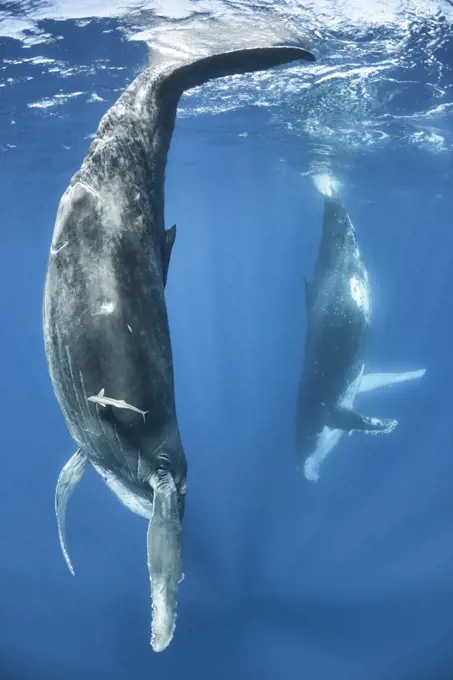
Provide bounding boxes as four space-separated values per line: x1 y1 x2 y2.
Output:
43 44 315 652
297 195 398 475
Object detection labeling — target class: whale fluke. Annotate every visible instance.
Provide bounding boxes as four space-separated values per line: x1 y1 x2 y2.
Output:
168 45 314 92
55 448 88 575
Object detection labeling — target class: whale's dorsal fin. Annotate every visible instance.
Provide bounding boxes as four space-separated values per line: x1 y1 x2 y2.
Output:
55 448 88 576
325 406 398 435
163 224 176 287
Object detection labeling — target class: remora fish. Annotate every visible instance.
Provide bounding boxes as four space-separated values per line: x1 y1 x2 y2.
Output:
43 41 315 652
88 388 149 422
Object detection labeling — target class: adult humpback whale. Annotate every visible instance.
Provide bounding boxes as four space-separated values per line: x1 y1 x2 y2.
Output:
43 42 315 652
297 188 425 481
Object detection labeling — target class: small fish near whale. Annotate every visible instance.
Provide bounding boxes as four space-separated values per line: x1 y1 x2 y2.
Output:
88 388 149 423
43 40 316 651
297 178 425 482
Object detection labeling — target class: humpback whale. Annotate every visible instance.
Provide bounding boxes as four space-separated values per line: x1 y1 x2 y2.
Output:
297 189 425 481
43 42 315 652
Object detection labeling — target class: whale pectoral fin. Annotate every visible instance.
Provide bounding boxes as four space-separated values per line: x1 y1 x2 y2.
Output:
326 406 398 435
359 369 426 394
163 224 176 287
147 470 182 653
55 448 88 576
304 428 342 482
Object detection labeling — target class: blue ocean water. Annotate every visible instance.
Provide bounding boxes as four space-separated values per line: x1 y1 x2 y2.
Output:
1 2 453 679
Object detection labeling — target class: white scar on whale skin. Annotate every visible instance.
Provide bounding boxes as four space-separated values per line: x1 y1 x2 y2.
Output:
87 388 148 422
93 301 116 316
50 241 68 255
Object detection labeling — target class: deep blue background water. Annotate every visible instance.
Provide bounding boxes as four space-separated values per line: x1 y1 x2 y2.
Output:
1 11 453 680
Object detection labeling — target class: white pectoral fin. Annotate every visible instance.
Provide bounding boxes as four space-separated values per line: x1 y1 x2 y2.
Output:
359 369 426 394
304 428 342 482
55 448 88 576
147 471 182 653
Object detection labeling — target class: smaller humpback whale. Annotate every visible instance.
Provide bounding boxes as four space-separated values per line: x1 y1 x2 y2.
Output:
297 185 425 481
43 39 315 652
